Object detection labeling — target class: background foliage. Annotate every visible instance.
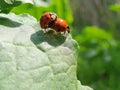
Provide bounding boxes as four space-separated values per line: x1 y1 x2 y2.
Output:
0 0 120 90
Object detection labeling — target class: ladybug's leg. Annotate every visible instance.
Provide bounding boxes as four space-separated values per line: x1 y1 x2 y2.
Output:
62 31 67 37
43 29 47 33
53 30 57 35
64 31 66 35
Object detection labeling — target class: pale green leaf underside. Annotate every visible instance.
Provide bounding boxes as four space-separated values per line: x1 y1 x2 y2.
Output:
0 13 93 90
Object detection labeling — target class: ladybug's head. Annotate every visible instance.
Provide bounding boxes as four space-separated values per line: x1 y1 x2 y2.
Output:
49 12 57 21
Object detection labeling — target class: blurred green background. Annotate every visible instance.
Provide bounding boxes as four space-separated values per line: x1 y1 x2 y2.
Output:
0 0 120 90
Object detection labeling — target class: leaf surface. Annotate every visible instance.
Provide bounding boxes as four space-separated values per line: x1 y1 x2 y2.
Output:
0 13 92 90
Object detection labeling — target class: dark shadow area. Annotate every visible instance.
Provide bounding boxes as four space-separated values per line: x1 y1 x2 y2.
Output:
31 30 66 47
0 17 22 27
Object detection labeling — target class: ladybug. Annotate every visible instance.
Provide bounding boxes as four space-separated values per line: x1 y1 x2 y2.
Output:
48 18 70 34
40 12 57 30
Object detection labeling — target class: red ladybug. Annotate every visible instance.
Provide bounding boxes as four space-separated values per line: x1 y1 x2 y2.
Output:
48 18 70 34
40 12 57 29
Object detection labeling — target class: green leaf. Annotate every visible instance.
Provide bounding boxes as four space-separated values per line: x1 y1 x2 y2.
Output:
109 4 120 12
10 0 52 21
0 0 50 13
0 0 21 13
75 26 112 43
11 3 50 21
19 0 51 6
0 13 92 90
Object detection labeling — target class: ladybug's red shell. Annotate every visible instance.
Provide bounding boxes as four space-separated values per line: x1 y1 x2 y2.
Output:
50 18 70 33
40 12 57 29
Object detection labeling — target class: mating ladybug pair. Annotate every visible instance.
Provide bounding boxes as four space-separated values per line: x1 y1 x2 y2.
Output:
40 12 70 34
